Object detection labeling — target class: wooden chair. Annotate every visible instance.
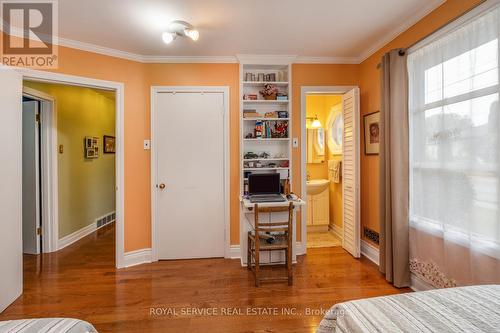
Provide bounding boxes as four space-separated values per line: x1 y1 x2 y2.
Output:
247 202 294 287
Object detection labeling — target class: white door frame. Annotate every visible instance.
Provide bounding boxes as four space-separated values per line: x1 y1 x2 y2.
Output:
16 68 126 268
300 86 358 255
150 86 230 261
22 87 58 253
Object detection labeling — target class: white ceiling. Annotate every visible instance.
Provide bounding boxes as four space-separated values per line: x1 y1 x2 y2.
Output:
57 0 445 62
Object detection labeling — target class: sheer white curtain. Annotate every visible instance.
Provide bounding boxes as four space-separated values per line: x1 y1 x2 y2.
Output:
408 5 500 287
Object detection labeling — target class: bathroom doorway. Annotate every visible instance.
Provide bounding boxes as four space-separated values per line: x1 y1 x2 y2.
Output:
305 94 343 248
300 86 361 257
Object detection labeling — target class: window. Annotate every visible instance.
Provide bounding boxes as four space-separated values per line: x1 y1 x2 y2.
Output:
408 6 500 246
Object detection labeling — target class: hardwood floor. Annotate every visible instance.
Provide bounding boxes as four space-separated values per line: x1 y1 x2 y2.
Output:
0 224 409 332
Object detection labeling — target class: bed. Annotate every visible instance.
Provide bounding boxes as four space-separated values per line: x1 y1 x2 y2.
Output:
0 318 97 333
317 285 500 333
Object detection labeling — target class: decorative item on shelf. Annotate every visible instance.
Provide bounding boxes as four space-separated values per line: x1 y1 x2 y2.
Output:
259 84 278 100
274 152 286 158
245 73 256 82
243 94 258 100
244 152 259 159
268 163 277 168
103 135 115 154
364 111 380 155
276 93 288 101
265 111 277 118
84 136 99 159
255 162 263 168
271 121 288 138
280 160 290 168
277 111 288 118
259 152 270 159
245 133 254 139
277 71 285 82
255 120 263 138
243 109 260 118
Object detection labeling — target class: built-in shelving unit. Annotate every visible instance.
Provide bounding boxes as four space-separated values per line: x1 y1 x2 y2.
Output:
239 61 293 196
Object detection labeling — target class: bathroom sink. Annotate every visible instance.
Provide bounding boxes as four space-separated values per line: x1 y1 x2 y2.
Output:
306 179 330 195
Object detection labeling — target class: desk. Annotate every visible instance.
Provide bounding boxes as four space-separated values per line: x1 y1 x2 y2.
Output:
240 197 305 266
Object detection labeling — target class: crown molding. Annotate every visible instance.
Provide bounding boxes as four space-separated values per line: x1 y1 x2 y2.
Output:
294 56 360 64
236 54 298 65
141 55 237 63
58 37 144 62
357 0 446 63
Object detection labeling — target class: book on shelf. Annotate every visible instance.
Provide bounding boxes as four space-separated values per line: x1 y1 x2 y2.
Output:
243 109 260 118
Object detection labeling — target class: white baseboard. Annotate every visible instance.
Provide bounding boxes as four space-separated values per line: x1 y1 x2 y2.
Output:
410 273 435 291
58 222 97 250
123 248 152 267
227 245 240 259
296 241 306 256
330 224 343 240
361 239 379 266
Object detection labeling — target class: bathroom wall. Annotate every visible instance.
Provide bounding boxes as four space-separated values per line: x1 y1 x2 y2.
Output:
305 94 343 231
24 81 116 239
306 95 328 180
325 97 343 232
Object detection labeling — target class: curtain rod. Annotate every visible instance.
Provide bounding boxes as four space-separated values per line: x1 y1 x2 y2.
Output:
375 0 487 69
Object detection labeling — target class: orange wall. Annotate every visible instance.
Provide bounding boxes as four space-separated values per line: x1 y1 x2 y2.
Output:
358 0 483 245
17 0 483 251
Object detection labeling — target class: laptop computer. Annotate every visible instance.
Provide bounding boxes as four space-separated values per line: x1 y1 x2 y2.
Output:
248 173 286 203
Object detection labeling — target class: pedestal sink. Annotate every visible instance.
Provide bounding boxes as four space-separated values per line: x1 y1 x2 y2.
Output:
306 179 330 195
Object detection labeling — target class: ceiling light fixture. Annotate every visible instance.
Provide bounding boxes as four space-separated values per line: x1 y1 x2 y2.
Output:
162 32 175 44
162 20 200 44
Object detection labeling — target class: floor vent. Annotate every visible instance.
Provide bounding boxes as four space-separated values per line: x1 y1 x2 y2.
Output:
363 227 379 245
96 211 116 228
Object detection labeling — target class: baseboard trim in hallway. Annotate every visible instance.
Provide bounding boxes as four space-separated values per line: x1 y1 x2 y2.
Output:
58 223 97 250
123 248 152 267
57 217 115 251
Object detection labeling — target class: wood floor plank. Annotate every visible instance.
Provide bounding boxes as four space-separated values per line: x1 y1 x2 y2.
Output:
0 224 410 332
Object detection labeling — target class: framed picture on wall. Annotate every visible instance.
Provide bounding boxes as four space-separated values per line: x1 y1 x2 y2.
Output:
86 148 96 159
84 136 99 159
363 111 380 155
103 135 116 154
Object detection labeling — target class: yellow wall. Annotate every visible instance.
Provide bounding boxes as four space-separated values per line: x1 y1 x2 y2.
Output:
24 81 116 238
306 95 329 180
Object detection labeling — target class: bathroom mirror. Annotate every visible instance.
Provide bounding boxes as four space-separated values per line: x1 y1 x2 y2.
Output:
327 105 343 155
307 128 325 163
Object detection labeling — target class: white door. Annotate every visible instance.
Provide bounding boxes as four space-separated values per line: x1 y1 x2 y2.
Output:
155 91 225 259
0 66 23 312
22 100 41 254
342 88 361 258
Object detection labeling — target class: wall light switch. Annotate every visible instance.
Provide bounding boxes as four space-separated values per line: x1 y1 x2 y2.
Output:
292 138 299 148
59 145 64 154
144 140 151 150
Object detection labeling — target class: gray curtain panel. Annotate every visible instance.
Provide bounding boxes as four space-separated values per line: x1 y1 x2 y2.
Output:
379 49 411 288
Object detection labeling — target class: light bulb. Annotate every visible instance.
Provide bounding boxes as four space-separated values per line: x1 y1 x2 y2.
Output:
185 28 199 41
311 118 322 129
162 32 175 44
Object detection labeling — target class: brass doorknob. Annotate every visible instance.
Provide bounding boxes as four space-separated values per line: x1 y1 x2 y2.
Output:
158 183 166 190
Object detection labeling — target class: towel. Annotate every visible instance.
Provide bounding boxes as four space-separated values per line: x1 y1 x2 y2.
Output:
328 160 341 183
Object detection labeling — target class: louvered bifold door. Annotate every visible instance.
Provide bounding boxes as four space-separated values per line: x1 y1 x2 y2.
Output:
342 88 361 258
